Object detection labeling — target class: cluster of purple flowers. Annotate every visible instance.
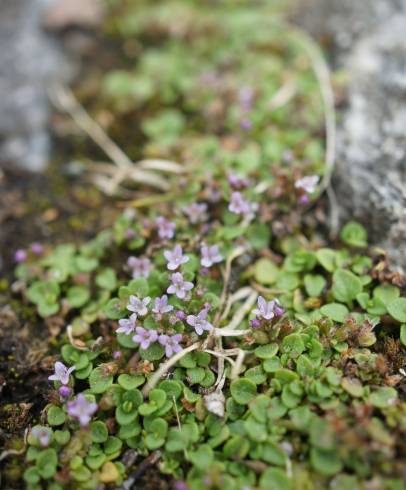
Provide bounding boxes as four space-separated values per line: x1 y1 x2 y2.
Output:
47 361 97 426
250 296 284 328
14 243 43 263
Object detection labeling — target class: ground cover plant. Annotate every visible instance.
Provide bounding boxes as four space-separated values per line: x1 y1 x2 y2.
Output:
3 1 406 489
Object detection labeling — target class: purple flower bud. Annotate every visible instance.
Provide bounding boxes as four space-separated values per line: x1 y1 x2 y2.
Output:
176 310 186 321
240 118 252 130
200 267 210 276
174 481 188 490
250 318 261 329
14 249 27 263
113 350 122 359
59 385 72 399
298 194 310 205
30 243 43 255
125 228 137 239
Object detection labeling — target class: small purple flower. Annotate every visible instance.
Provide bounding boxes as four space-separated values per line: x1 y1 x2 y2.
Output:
239 86 254 111
174 481 188 490
176 310 186 321
127 295 151 316
167 273 194 299
59 385 72 399
31 427 52 448
117 313 138 335
228 174 249 190
156 216 176 240
228 192 255 216
183 203 208 224
164 245 189 271
113 350 122 359
67 394 97 427
14 249 27 263
250 318 261 329
132 327 158 350
125 228 137 239
127 256 151 279
240 118 252 130
186 309 213 336
252 296 279 321
200 245 223 268
298 194 310 205
159 333 183 358
48 361 75 385
152 295 174 315
30 243 43 255
294 175 320 194
273 299 285 317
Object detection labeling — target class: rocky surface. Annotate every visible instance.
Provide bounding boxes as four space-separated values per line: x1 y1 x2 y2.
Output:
298 0 406 271
0 0 67 172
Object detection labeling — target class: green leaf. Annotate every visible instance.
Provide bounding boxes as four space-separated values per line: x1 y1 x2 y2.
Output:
254 343 278 359
373 285 400 307
246 223 271 250
128 277 149 297
118 374 145 390
188 444 213 470
369 387 398 408
91 421 108 443
400 324 406 347
387 298 406 322
230 378 257 405
320 303 349 323
304 274 326 297
158 380 183 399
340 221 367 248
254 258 279 285
332 269 362 303
281 333 305 358
89 367 114 394
316 249 336 272
310 447 342 476
47 406 66 426
139 342 165 361
67 286 90 308
260 468 292 490
96 268 117 291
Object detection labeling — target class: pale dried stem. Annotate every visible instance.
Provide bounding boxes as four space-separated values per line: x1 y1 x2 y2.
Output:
142 342 200 397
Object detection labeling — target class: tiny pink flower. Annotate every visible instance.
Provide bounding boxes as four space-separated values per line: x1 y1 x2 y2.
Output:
252 296 283 321
67 394 97 427
183 203 208 224
31 427 52 448
48 361 75 385
186 309 213 336
127 256 151 279
156 216 176 240
167 273 194 299
158 333 183 358
228 192 255 217
294 175 319 194
132 327 158 350
117 313 138 335
30 243 43 255
152 295 173 315
127 296 151 316
164 244 189 271
200 245 223 268
14 249 27 263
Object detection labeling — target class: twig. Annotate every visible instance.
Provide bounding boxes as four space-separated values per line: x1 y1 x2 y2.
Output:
231 349 246 380
0 429 28 462
142 342 200 396
214 246 247 326
48 84 170 193
220 286 253 322
173 396 181 430
268 79 297 111
221 290 258 332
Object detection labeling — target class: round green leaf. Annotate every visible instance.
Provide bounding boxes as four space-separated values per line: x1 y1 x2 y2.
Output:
230 378 257 405
387 298 406 323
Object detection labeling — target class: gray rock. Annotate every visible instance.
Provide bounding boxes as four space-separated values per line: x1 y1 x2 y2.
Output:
0 0 70 172
297 0 406 271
